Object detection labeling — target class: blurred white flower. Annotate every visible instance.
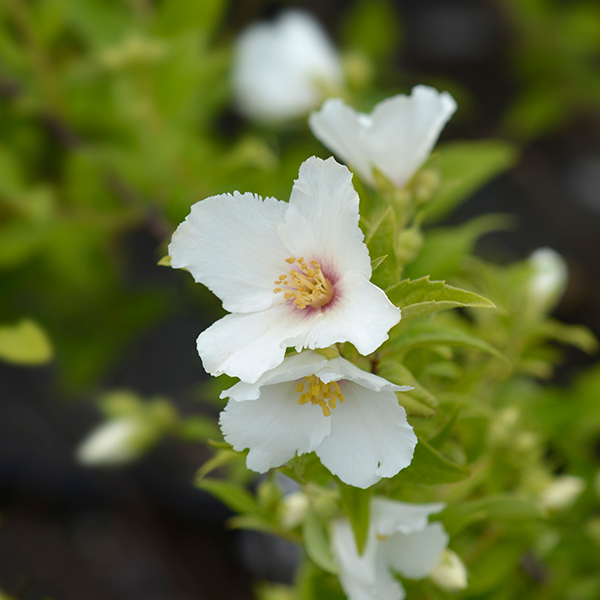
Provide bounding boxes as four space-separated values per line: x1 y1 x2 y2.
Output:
233 11 344 122
169 156 401 384
309 85 456 188
76 418 153 466
539 474 586 510
430 549 468 591
280 491 309 530
332 497 450 600
219 350 416 489
528 247 568 313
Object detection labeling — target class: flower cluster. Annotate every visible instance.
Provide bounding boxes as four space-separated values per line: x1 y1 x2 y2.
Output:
169 85 455 488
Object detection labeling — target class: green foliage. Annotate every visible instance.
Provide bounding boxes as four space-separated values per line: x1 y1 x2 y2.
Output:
0 319 53 364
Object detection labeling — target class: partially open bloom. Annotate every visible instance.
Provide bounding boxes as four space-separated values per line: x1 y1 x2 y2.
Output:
430 549 469 591
219 351 416 488
309 85 456 188
232 11 344 122
169 156 401 383
332 497 451 600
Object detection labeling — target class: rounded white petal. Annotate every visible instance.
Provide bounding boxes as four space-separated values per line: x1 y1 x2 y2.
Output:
221 350 328 401
315 382 417 488
296 272 400 356
76 419 148 466
219 381 331 473
233 11 343 122
429 549 468 591
280 156 371 278
372 498 446 537
383 522 449 580
310 86 456 187
315 356 412 393
169 192 289 313
539 474 586 510
197 304 320 383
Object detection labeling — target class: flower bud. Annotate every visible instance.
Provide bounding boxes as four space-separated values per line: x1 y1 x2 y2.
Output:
430 549 468 591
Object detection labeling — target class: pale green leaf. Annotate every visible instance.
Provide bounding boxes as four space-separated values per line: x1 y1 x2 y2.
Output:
154 0 226 36
157 255 171 267
194 449 242 482
338 482 372 556
196 478 260 515
0 319 53 365
366 206 399 289
303 506 339 574
423 140 520 223
386 276 495 319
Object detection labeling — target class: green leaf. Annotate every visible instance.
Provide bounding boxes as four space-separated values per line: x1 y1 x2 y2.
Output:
366 206 400 289
385 320 511 368
423 140 520 223
439 495 543 536
428 408 461 450
154 0 226 37
404 214 515 280
370 255 388 271
195 478 260 515
388 437 470 486
157 255 171 267
536 319 599 354
194 448 242 481
386 276 495 319
0 319 53 365
338 482 372 556
376 359 438 417
303 506 339 574
179 415 220 442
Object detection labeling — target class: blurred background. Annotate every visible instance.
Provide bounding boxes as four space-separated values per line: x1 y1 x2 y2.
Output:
1 0 600 598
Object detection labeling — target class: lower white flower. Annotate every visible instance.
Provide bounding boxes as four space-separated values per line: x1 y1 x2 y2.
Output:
332 497 450 600
219 351 416 489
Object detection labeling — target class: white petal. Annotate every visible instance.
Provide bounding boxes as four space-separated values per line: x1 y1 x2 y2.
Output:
169 192 290 313
315 383 417 488
367 86 457 187
197 303 320 383
332 519 405 600
297 272 400 356
280 156 372 279
315 356 412 393
383 522 449 579
221 350 328 401
309 99 375 185
310 87 456 187
372 498 446 537
219 381 331 473
232 11 343 122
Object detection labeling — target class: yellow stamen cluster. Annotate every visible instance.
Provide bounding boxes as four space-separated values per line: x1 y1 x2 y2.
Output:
296 375 344 417
273 257 333 309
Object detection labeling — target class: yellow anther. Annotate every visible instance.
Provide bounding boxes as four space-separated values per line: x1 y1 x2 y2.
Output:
295 375 345 417
274 256 333 310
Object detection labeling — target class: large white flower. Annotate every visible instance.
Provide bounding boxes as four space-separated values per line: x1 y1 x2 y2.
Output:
169 156 401 383
232 11 344 122
332 497 450 600
218 350 416 489
309 85 457 188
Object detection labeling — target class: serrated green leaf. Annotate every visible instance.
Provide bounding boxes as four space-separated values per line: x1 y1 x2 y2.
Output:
423 140 520 224
366 206 400 289
385 321 511 368
386 276 495 319
0 319 53 365
196 478 260 515
303 506 339 574
388 437 470 486
376 359 438 417
439 495 543 536
338 482 372 556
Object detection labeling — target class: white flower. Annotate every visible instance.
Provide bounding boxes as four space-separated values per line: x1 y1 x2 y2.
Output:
332 497 450 600
309 85 456 188
430 549 468 591
528 247 568 313
232 11 344 122
169 156 401 384
539 474 586 511
76 418 152 466
218 351 416 489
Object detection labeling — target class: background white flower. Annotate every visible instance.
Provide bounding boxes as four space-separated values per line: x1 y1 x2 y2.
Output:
232 11 344 123
528 247 568 314
169 156 401 383
219 350 416 489
309 85 456 188
332 497 451 600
